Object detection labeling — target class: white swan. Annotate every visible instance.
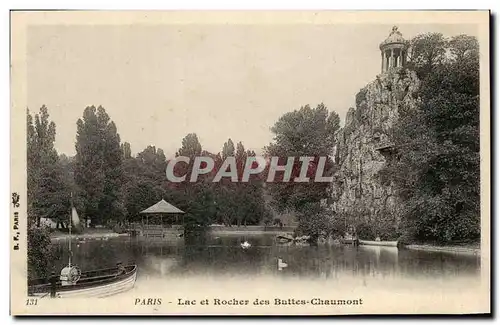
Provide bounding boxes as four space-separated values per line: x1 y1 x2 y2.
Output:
240 241 251 249
278 258 288 271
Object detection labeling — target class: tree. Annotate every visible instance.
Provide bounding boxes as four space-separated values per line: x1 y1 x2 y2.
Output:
122 145 171 222
222 138 235 160
405 32 447 79
75 106 124 226
176 133 202 157
233 142 269 226
264 103 340 213
166 135 270 229
27 106 73 227
124 179 163 218
171 133 217 231
213 138 238 225
121 142 132 159
57 154 85 229
295 202 331 244
383 33 480 243
26 106 66 280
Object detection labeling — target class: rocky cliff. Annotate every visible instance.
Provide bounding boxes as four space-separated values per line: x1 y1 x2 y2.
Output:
330 68 420 239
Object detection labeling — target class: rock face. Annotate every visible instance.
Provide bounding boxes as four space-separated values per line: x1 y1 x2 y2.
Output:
330 68 420 239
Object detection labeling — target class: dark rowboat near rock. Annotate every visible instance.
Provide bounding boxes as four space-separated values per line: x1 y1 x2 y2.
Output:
28 264 137 298
276 234 294 243
359 240 399 247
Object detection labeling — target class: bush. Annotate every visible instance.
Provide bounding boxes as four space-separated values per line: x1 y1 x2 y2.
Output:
296 203 330 237
112 223 128 234
27 225 53 280
397 232 414 245
355 222 376 240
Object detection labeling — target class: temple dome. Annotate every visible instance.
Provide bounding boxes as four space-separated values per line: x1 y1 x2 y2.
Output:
379 26 406 49
379 26 407 73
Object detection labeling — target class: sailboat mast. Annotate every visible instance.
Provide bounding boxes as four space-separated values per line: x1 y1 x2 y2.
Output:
69 192 73 267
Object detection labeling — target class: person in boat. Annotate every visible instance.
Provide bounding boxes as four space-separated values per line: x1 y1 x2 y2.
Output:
116 262 126 275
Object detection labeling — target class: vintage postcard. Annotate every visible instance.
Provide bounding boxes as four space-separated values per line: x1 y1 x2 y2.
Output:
10 10 490 315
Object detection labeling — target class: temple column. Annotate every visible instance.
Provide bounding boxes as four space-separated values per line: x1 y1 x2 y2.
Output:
390 48 394 68
384 51 388 72
381 51 384 72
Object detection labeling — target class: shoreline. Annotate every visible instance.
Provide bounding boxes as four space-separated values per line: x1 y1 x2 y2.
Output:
49 229 481 255
404 244 480 256
209 229 294 235
50 232 129 241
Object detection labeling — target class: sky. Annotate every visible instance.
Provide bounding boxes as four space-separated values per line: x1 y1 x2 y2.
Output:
26 23 479 158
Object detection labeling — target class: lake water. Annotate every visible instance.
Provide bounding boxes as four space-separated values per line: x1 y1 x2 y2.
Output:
50 233 481 292
46 233 487 314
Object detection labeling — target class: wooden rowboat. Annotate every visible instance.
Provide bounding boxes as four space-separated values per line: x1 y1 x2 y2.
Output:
341 238 359 246
359 240 399 247
28 264 137 298
275 234 294 243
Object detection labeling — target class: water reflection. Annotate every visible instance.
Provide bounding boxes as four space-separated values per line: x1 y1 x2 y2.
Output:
50 233 480 287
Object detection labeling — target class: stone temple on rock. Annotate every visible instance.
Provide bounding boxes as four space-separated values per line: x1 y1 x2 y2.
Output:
380 26 407 73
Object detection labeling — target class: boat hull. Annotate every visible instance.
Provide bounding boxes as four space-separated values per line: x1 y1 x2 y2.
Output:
341 238 359 245
29 265 137 299
359 240 399 247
